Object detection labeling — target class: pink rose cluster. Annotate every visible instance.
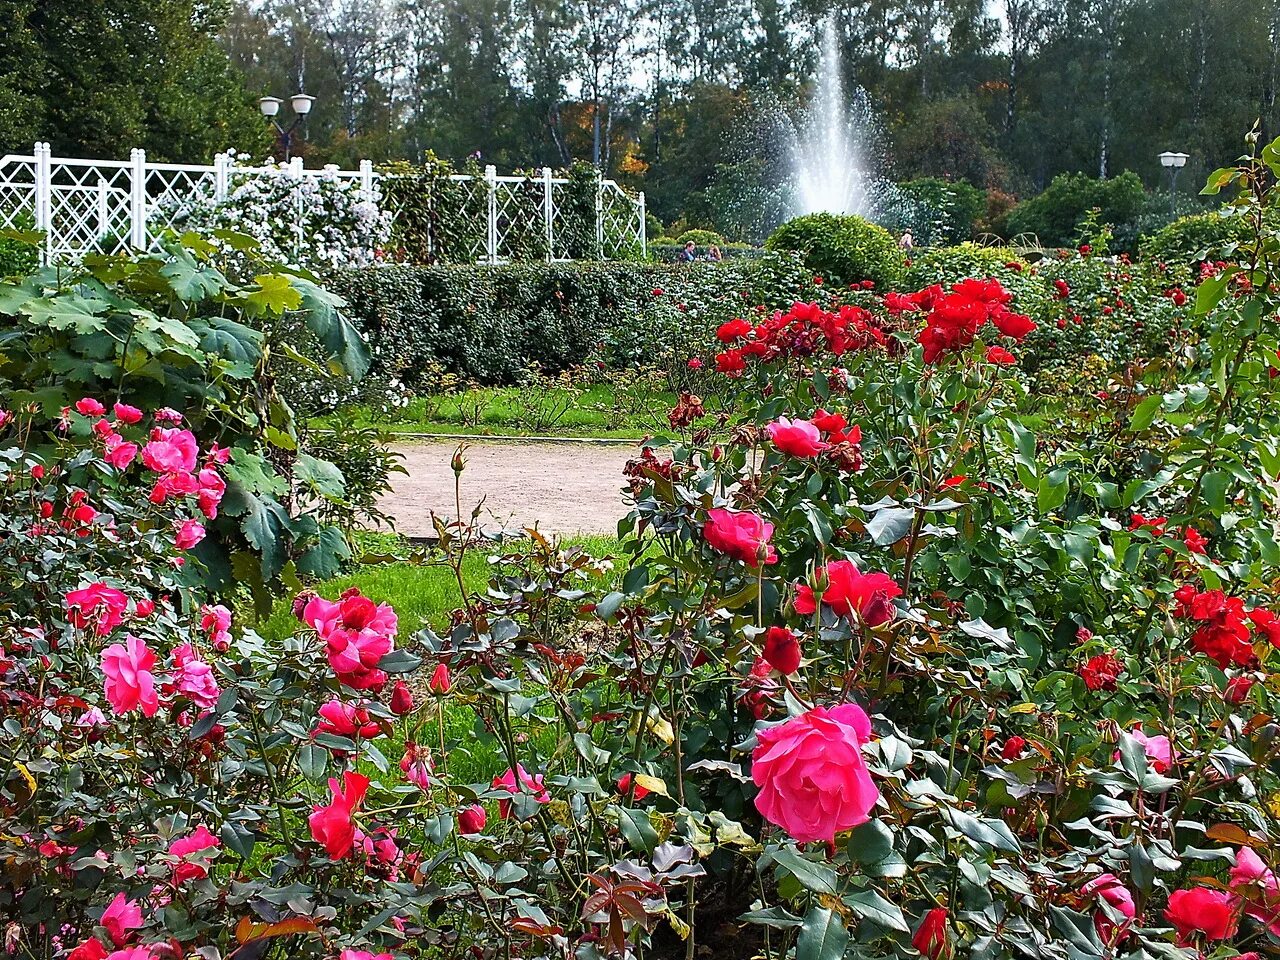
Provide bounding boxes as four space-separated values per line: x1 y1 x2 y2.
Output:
65 584 224 721
302 588 398 690
68 398 228 549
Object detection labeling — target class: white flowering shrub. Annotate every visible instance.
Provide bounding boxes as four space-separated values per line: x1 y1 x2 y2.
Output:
162 152 393 274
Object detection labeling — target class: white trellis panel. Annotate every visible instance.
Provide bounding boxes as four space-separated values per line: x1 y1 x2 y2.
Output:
0 143 646 265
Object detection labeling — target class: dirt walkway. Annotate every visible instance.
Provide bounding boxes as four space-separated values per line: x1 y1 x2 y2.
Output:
378 439 643 538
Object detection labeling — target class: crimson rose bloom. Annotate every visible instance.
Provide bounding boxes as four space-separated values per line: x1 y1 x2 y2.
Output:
1163 887 1238 944
751 703 880 843
761 626 801 675
308 771 369 860
716 318 752 342
912 908 951 960
1078 652 1123 691
794 559 901 626
66 583 129 636
766 417 829 458
1081 873 1135 944
703 508 778 566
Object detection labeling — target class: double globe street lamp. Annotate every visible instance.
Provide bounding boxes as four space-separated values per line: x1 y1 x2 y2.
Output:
1158 150 1190 216
258 93 316 160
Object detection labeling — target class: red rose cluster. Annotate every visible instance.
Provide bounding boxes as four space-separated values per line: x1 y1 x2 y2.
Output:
1173 584 1280 670
713 301 888 375
889 278 1035 364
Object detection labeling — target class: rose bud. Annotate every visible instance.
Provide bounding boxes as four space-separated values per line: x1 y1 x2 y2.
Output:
389 680 415 715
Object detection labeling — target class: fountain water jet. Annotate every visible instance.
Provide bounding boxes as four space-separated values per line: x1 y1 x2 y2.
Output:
789 15 887 220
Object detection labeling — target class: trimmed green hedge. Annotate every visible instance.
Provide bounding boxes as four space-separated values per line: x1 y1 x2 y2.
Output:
332 253 812 387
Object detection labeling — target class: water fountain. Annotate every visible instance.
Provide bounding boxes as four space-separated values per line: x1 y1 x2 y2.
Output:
787 15 890 221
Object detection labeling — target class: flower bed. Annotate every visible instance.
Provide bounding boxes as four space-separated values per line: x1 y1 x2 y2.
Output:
6 146 1280 960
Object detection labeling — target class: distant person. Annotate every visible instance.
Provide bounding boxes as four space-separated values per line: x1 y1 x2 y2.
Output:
678 240 697 262
898 229 914 252
707 244 723 262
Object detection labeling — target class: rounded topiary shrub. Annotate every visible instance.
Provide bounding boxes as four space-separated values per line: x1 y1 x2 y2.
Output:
764 212 905 288
1140 211 1250 268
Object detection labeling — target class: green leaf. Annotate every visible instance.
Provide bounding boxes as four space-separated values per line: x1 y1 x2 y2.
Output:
377 649 422 674
795 907 848 960
294 453 346 498
238 492 294 580
298 743 328 782
1130 394 1162 432
842 889 909 932
288 274 371 379
1037 467 1069 513
245 274 303 316
614 805 658 854
160 247 228 301
297 525 352 580
946 808 1021 853
865 506 915 546
189 316 262 364
21 294 107 333
771 845 838 895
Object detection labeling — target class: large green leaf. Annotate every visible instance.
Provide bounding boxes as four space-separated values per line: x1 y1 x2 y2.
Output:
297 525 351 580
294 453 346 498
189 315 263 365
237 491 294 579
795 907 848 960
160 246 229 301
288 274 370 379
21 294 108 333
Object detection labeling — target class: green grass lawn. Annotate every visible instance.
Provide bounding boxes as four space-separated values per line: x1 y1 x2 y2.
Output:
319 382 675 440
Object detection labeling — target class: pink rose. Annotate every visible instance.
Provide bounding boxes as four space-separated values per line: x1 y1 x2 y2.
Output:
1231 847 1280 935
99 891 142 946
169 825 220 883
766 416 829 458
197 468 225 519
75 397 106 417
703 508 778 567
400 742 433 792
104 437 138 470
174 518 206 550
492 764 550 819
339 951 394 960
142 427 199 474
751 703 880 842
428 662 452 695
66 583 129 636
168 642 219 710
1081 873 1135 943
112 402 143 424
1114 726 1174 774
309 771 369 860
101 635 159 717
304 592 398 690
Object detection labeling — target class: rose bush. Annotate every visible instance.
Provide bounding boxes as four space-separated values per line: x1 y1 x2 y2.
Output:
8 137 1280 960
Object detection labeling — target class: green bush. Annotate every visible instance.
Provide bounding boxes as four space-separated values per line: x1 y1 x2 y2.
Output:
1140 210 1251 267
896 177 986 244
1005 171 1148 248
332 253 814 387
764 212 905 288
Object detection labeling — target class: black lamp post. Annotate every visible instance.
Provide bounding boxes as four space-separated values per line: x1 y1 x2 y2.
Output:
258 94 316 160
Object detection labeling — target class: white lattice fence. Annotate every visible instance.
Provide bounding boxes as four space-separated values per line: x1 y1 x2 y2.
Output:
0 143 645 265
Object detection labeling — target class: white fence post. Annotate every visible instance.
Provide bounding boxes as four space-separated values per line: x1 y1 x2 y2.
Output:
485 164 498 264
594 170 604 258
638 191 647 258
542 167 554 263
214 152 229 201
96 179 110 241
129 148 147 250
33 142 51 264
359 159 374 202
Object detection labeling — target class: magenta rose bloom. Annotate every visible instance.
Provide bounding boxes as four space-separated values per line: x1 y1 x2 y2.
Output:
751 703 880 842
703 508 778 567
766 417 829 458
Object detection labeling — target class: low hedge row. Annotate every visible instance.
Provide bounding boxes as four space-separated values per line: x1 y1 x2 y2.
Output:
331 253 812 387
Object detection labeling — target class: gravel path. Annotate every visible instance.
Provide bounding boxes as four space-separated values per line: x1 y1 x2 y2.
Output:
378 439 643 538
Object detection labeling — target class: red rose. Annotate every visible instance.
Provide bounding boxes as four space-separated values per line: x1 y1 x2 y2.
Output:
762 626 801 675
716 318 753 342
1078 652 1123 691
389 679 415 715
617 772 650 800
1164 887 1238 944
1000 736 1027 760
985 345 1017 365
794 559 901 626
912 908 951 960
